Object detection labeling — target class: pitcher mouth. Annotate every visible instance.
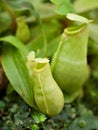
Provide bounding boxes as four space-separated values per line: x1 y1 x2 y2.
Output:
34 57 49 72
27 51 49 72
64 24 87 35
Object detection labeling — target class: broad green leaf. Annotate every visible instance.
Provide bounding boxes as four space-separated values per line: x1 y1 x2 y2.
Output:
74 0 98 13
1 45 35 107
66 13 93 24
0 35 36 108
0 35 28 58
50 0 75 15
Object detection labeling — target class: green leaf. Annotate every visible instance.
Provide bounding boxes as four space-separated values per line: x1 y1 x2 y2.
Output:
32 111 47 124
74 0 98 13
0 35 28 58
50 0 75 15
31 124 39 130
1 45 35 107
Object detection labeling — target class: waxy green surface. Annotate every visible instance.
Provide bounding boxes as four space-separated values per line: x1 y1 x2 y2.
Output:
27 54 64 117
51 26 89 96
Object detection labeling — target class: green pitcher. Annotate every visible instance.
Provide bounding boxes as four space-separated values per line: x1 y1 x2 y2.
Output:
27 52 64 117
51 24 89 101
